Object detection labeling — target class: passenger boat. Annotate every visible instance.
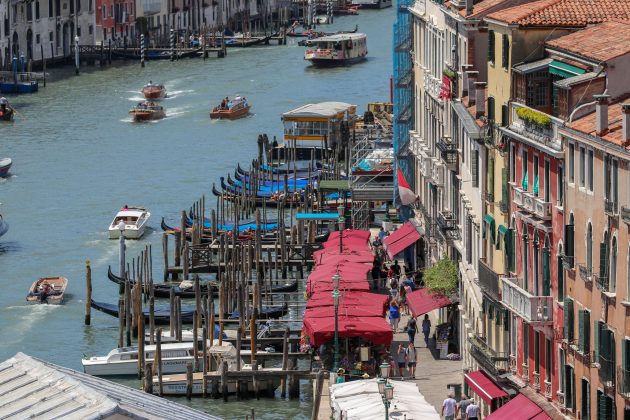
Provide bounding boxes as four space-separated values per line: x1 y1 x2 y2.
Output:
26 277 68 304
141 82 166 100
0 97 14 121
352 0 392 8
304 33 368 67
210 96 251 119
82 341 219 376
108 206 151 239
0 158 12 177
287 24 358 38
0 214 8 238
129 101 166 122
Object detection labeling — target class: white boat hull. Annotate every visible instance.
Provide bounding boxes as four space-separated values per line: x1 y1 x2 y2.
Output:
82 356 203 376
108 224 147 239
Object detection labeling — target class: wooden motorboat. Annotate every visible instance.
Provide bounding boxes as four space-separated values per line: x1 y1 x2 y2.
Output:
0 214 8 238
0 157 12 177
129 101 166 122
210 96 251 119
0 97 14 121
304 33 368 67
224 35 272 48
108 206 151 239
26 277 68 304
141 82 166 99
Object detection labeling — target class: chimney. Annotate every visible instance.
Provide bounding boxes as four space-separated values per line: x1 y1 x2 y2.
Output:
622 103 630 144
466 0 474 16
475 82 487 118
461 64 473 97
467 71 479 105
594 94 610 136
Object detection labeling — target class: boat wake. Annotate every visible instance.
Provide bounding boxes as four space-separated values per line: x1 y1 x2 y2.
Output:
127 95 146 102
166 89 195 99
0 304 62 346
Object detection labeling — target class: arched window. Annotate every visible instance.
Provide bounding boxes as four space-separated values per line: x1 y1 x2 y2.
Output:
610 236 617 292
587 223 593 273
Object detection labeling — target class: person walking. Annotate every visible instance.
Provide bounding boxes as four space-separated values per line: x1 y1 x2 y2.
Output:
395 343 406 378
465 399 481 420
406 316 417 343
378 227 386 242
441 392 457 420
389 301 400 331
458 394 472 420
405 341 417 378
422 314 432 347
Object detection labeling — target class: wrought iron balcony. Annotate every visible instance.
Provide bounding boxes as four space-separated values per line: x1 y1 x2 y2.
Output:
469 335 510 377
622 206 630 225
561 254 574 270
437 210 457 230
600 354 615 389
617 366 630 400
478 258 500 301
500 277 553 325
594 272 609 292
436 137 458 170
577 264 592 284
604 199 619 217
533 196 552 220
432 161 445 186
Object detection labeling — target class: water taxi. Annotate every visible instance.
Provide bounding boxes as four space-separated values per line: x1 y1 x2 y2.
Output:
141 82 166 100
0 157 12 177
26 277 68 304
108 206 151 239
352 0 392 8
0 97 14 121
304 33 367 67
210 96 251 119
129 101 165 122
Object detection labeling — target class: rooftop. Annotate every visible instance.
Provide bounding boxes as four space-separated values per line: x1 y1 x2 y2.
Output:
458 0 532 18
568 102 629 146
282 101 356 119
545 20 630 62
487 0 630 27
0 352 220 420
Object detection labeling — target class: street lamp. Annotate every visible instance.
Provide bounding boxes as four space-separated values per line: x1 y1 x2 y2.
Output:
118 220 126 277
332 272 341 372
337 205 345 254
379 362 391 379
378 361 393 419
383 383 394 419
377 378 386 394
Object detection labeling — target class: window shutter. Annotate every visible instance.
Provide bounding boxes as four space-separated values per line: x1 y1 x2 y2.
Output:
601 327 611 360
508 228 516 272
488 30 495 63
502 168 508 209
502 34 509 69
488 97 495 121
599 241 608 279
564 298 573 341
504 310 509 331
598 393 609 420
501 104 509 127
472 150 479 188
542 247 550 296
624 339 630 370
565 224 574 258
578 309 585 353
488 158 495 200
584 311 590 353
594 320 601 361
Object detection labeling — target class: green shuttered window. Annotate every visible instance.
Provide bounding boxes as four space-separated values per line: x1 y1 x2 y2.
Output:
488 30 495 63
564 298 573 341
542 247 550 296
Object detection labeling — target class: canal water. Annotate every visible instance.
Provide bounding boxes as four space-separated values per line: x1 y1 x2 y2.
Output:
0 8 393 419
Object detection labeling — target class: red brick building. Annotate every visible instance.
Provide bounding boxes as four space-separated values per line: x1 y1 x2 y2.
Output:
96 0 136 44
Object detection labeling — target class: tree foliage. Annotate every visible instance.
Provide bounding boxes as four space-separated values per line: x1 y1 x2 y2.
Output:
423 257 458 296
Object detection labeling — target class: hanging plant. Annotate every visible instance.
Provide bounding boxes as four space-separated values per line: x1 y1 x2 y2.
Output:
443 68 456 80
423 256 458 296
516 107 551 128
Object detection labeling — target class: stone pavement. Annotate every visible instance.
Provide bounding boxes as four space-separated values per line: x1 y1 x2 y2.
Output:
390 309 463 415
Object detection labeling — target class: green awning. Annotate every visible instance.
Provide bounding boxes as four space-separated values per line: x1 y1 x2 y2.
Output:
319 180 351 191
483 214 496 243
549 60 586 78
497 224 508 249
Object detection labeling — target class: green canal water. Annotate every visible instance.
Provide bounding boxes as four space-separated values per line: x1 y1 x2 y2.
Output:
0 8 393 419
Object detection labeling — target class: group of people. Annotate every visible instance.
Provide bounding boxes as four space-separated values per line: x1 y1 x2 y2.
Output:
442 392 481 420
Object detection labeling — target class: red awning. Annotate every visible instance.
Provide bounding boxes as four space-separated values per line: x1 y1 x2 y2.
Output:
486 394 550 419
464 370 508 404
323 230 372 252
382 222 421 259
308 280 371 295
312 249 375 265
307 262 372 283
304 304 386 318
306 292 388 311
303 315 393 346
407 288 452 318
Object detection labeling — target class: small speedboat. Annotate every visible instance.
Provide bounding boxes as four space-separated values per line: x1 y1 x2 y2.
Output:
0 158 12 177
108 206 150 239
129 101 165 122
210 96 250 119
26 277 68 304
141 82 166 100
0 97 14 121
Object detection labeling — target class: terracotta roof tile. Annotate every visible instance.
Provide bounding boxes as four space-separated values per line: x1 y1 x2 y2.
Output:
458 0 514 18
569 102 629 146
487 0 630 27
546 20 630 62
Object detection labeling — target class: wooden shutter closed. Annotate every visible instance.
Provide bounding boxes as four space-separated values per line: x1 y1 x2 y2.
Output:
564 298 573 341
578 310 585 352
502 168 508 209
542 247 550 296
594 320 601 361
472 150 479 188
565 224 574 258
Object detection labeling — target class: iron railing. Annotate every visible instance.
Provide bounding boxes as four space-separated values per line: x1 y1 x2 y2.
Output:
617 366 630 400
577 264 592 284
469 335 510 377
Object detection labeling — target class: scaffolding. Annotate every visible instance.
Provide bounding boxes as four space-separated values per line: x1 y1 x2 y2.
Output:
392 0 414 220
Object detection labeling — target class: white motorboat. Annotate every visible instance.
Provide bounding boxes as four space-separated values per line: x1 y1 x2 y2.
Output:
82 341 215 376
108 206 150 239
351 0 392 9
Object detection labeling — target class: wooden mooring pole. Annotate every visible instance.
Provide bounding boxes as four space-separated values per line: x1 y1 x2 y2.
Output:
84 260 92 325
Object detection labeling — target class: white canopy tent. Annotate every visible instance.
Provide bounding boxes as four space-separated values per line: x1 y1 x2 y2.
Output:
329 378 440 420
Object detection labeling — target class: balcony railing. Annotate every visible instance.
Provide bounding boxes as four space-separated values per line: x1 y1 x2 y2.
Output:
594 272 609 292
622 206 630 225
437 225 461 243
617 366 630 400
532 371 541 391
436 137 458 170
508 103 562 152
600 354 615 389
469 335 510 377
533 196 552 220
432 161 445 186
500 277 553 325
478 258 500 301
522 363 530 384
604 199 619 217
561 254 574 270
513 186 525 207
509 354 517 373
544 380 552 400
577 264 592 284
437 210 457 230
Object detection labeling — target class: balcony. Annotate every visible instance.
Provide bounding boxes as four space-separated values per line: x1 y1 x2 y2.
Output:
509 354 517 373
523 192 536 213
622 206 630 225
617 366 630 400
600 354 615 393
469 335 510 377
604 199 619 217
533 196 552 220
577 264 592 284
561 254 574 270
478 258 500 301
436 137 458 171
500 277 553 325
594 272 609 292
532 371 541 391
513 186 525 207
437 210 457 230
432 161 445 186
544 380 552 400
419 154 432 178
506 103 562 153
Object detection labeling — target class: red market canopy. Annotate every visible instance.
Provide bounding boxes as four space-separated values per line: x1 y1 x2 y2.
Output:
306 292 389 311
308 280 371 295
486 394 550 420
307 262 372 283
303 315 393 346
304 304 386 318
464 370 508 404
323 230 372 251
407 288 452 318
312 249 375 265
382 222 421 259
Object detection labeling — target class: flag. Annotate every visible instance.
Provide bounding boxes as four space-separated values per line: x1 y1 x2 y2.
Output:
397 169 416 206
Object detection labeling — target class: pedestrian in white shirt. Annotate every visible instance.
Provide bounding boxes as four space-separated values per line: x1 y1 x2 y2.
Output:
441 391 457 420
466 399 481 420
